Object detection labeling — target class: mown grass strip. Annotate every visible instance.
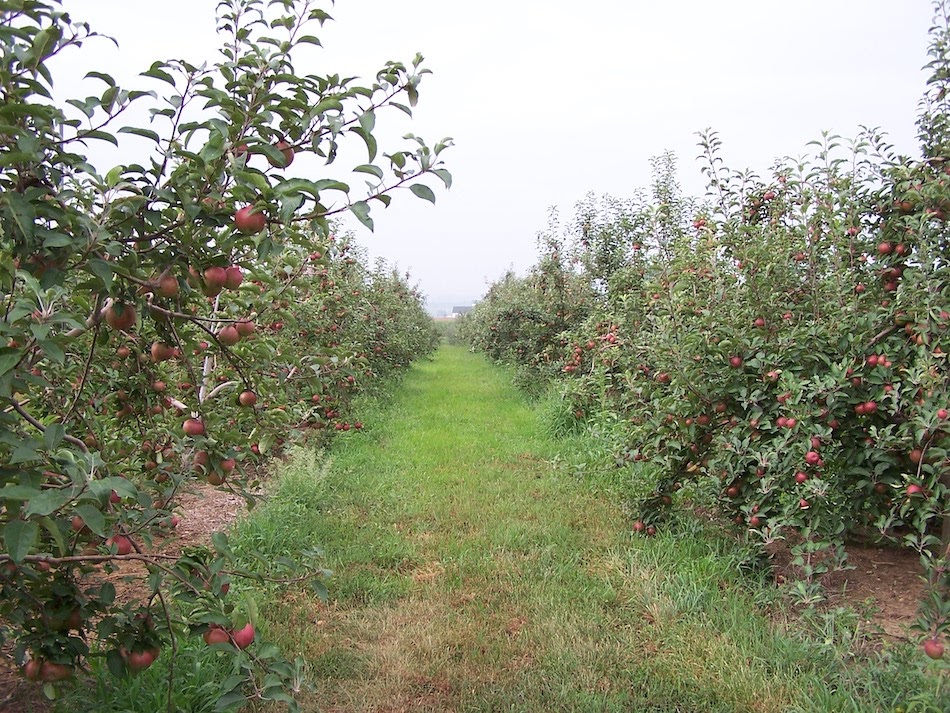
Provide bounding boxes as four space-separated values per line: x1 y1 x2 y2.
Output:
231 346 949 711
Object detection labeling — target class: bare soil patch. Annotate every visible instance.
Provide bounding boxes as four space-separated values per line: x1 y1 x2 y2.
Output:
0 483 247 713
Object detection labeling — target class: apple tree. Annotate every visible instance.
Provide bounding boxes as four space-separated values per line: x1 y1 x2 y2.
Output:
0 0 450 707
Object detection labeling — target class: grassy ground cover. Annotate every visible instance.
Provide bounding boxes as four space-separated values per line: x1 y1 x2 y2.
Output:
234 344 946 712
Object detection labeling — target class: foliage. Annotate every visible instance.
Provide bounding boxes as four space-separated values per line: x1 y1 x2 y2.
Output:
0 0 446 709
463 0 950 656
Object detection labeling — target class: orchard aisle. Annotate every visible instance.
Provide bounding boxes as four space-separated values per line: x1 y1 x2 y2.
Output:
273 345 801 712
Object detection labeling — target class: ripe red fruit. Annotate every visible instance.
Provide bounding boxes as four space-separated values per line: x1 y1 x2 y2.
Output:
924 638 945 659
749 516 762 527
234 205 266 234
104 301 137 331
909 449 924 464
805 451 820 466
22 659 42 681
156 273 179 298
203 626 230 646
754 317 766 328
863 401 878 414
632 520 645 533
219 458 236 473
39 661 73 682
878 241 894 255
907 483 924 497
204 266 228 293
231 622 255 649
218 325 241 346
238 390 257 407
726 486 740 498
854 283 866 294
224 265 244 290
70 515 87 532
106 534 133 555
795 471 808 484
268 139 294 168
939 408 948 420
150 341 175 363
122 647 159 672
729 356 743 368
183 418 205 437
799 498 810 510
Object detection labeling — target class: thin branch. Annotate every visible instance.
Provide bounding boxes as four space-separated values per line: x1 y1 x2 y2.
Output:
10 398 89 453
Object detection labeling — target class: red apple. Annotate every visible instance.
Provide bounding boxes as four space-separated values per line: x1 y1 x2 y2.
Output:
268 139 294 168
224 265 244 290
924 638 945 659
234 206 266 234
104 301 137 331
231 622 255 650
106 534 133 555
203 626 229 646
218 325 240 346
238 390 257 407
183 418 205 437
22 659 42 681
39 661 73 682
201 266 227 297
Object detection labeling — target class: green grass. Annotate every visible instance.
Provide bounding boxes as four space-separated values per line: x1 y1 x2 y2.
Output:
59 345 950 712
232 345 949 712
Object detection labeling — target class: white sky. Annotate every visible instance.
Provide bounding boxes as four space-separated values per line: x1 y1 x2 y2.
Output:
59 1 934 309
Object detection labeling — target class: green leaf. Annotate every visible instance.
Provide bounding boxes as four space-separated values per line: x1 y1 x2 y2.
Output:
38 339 64 364
39 515 67 557
353 164 383 179
409 184 436 204
4 519 38 563
5 192 36 240
142 63 176 86
0 353 20 377
85 71 116 87
350 201 374 231
106 648 125 678
310 578 328 601
43 424 65 451
432 168 452 189
118 126 161 143
88 258 113 289
358 110 375 134
72 503 106 537
349 127 377 162
24 488 73 518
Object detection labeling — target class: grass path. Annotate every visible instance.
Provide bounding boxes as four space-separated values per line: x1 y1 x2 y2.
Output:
248 345 911 712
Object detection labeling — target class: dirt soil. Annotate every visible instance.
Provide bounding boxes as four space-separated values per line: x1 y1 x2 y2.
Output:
0 484 247 713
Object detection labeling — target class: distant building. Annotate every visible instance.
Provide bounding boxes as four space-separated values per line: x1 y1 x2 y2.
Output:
452 306 473 316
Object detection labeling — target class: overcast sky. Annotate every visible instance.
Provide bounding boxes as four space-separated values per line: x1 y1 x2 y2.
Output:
60 1 935 310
